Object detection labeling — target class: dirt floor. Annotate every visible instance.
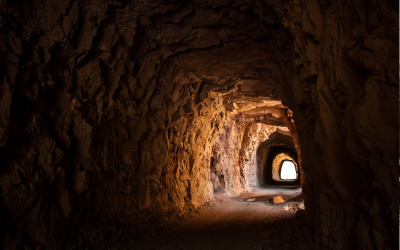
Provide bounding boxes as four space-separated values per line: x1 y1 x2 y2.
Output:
72 186 315 250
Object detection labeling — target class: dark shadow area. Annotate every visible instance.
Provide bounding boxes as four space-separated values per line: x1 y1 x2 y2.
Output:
65 186 313 250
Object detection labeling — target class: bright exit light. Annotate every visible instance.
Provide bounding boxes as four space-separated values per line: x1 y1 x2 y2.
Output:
280 161 296 180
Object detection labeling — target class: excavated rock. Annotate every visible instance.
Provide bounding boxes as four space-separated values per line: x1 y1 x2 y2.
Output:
209 118 245 194
280 1 399 249
0 0 397 249
210 120 282 194
210 115 297 195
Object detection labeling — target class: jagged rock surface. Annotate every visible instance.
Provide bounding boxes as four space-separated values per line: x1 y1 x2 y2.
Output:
0 0 397 249
210 119 290 194
210 118 245 194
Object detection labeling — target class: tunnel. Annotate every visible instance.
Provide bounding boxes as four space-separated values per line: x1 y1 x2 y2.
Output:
263 145 300 185
0 0 398 249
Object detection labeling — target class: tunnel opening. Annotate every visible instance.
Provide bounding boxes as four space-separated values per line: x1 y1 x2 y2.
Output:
279 160 296 180
263 146 300 186
209 117 302 211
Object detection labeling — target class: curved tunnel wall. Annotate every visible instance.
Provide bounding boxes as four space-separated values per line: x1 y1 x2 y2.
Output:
209 121 287 194
272 152 298 181
257 131 299 185
264 146 300 186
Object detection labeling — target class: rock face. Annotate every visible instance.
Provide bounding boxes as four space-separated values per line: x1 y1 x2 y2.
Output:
210 119 291 194
0 0 397 249
210 118 245 194
280 1 399 249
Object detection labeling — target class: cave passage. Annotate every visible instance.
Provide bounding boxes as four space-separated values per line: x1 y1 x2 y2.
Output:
0 0 397 249
203 118 309 249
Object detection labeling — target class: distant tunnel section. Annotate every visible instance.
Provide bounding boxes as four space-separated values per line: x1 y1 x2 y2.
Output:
266 146 300 185
257 132 300 186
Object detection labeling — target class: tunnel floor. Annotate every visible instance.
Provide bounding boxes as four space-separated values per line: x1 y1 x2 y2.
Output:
74 187 314 250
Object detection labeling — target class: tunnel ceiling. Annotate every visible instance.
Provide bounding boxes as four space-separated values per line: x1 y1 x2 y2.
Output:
137 0 293 118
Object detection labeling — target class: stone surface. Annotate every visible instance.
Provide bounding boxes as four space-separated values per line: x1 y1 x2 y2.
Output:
210 119 292 195
0 0 397 249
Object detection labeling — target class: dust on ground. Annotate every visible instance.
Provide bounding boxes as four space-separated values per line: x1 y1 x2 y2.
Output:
73 186 314 250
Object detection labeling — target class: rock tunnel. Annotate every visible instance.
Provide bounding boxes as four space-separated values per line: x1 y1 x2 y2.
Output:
0 0 398 249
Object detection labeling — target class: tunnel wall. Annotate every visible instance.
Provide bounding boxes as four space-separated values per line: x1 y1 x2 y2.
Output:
210 120 283 194
238 123 272 188
209 118 245 194
0 2 233 245
272 0 399 249
0 55 228 245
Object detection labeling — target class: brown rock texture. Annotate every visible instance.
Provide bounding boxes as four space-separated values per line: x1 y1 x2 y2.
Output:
210 119 292 194
0 0 397 249
279 0 399 249
210 118 245 194
238 123 291 188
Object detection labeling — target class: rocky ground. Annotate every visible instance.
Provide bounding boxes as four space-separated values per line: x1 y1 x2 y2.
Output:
67 186 314 250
